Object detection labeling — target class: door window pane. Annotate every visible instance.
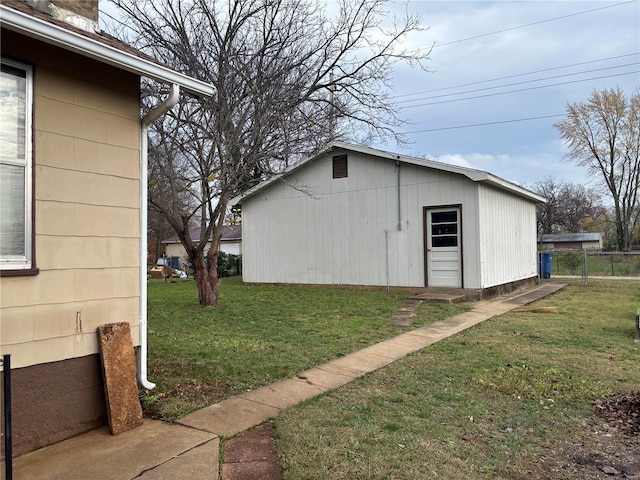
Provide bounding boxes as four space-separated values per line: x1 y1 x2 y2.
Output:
432 224 457 236
432 236 458 248
431 211 457 223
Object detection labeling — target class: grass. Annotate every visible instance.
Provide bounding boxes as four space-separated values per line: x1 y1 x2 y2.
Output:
586 252 640 276
274 279 640 479
144 276 467 420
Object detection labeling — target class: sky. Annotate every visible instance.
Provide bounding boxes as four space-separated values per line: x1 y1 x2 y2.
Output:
100 0 640 190
380 0 640 189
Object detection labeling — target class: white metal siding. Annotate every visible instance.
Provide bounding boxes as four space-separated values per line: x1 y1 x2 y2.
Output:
477 184 538 288
241 151 484 287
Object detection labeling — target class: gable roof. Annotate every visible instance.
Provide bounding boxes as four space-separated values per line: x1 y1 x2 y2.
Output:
1 0 213 96
162 225 242 245
231 141 546 205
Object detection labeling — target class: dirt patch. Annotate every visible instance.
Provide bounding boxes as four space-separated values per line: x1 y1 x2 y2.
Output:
511 392 640 479
140 380 232 420
515 427 640 479
595 392 640 436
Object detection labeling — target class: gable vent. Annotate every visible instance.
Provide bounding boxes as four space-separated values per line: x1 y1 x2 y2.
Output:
332 154 348 179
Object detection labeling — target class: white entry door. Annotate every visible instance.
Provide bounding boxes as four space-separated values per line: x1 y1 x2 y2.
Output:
425 207 462 287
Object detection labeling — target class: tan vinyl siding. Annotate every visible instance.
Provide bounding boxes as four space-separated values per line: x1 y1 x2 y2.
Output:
0 37 141 369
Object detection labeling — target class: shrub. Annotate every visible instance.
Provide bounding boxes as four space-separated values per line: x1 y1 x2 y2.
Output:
217 252 241 277
561 250 582 275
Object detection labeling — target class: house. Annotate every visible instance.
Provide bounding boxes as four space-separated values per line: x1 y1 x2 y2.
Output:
0 0 212 456
161 225 242 267
538 232 603 250
232 142 545 297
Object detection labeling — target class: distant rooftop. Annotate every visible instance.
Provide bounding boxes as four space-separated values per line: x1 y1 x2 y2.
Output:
162 225 242 244
539 233 602 242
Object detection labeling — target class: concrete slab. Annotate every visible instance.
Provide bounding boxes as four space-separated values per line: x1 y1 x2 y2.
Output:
472 303 514 316
382 332 433 349
295 367 356 389
239 378 327 409
222 460 282 480
314 362 368 379
138 438 220 480
11 420 216 480
177 397 280 438
415 292 465 303
220 423 283 480
326 350 396 373
357 339 422 359
412 323 466 339
502 283 566 305
404 324 451 338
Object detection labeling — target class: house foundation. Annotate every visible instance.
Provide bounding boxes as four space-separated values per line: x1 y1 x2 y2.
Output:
0 355 106 458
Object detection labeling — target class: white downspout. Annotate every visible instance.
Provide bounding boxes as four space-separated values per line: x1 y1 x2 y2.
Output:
396 160 402 231
138 84 180 389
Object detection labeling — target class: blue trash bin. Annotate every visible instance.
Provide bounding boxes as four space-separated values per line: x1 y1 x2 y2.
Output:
539 252 552 279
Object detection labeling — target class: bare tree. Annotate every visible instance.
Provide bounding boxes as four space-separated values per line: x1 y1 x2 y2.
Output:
554 87 640 251
532 177 604 234
148 209 175 262
110 0 430 305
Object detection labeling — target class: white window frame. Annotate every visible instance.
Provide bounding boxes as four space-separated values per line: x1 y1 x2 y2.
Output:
0 58 34 271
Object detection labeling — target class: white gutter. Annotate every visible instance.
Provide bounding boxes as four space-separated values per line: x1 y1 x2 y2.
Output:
1 5 214 97
138 84 180 389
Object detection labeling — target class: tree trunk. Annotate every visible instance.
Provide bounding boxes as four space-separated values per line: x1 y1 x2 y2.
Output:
190 250 219 306
205 248 221 306
613 201 625 251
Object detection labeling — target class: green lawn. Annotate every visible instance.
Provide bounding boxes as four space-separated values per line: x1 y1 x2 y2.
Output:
274 279 640 479
144 277 467 420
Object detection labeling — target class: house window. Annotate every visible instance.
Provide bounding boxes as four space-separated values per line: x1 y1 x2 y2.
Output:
1 59 34 272
332 154 348 179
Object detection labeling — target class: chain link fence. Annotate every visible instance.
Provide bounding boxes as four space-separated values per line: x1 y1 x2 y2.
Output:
537 250 640 285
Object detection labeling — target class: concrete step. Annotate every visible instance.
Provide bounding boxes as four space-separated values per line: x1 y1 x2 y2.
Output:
414 292 466 303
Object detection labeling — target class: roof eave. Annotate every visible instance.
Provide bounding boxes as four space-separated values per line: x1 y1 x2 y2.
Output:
1 5 214 97
481 175 547 203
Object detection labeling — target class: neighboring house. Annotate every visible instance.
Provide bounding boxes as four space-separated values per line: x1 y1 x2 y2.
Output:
538 233 603 250
232 142 545 297
161 225 242 264
0 0 212 456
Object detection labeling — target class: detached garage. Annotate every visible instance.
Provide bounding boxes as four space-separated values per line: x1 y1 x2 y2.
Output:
232 142 545 298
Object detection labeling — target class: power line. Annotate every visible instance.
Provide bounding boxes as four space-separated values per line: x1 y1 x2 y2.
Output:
99 7 121 25
402 114 565 134
433 0 636 48
396 63 639 105
99 7 131 32
400 71 640 109
393 53 640 99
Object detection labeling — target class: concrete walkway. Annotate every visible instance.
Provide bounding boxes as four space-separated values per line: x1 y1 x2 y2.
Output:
6 283 565 480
